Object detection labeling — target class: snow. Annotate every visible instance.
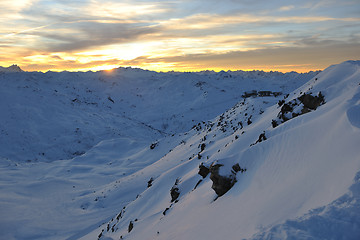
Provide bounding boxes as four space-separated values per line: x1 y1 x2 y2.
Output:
0 64 22 73
0 61 359 240
251 172 360 240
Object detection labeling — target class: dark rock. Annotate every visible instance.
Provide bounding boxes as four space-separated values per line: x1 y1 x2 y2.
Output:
107 96 114 103
247 116 252 125
278 103 294 122
98 230 103 239
232 163 247 173
163 208 169 215
298 92 325 110
150 142 158 149
301 106 311 114
147 178 154 188
198 163 210 178
200 143 206 152
292 112 300 118
281 103 293 113
272 119 278 128
170 180 180 202
232 163 241 173
170 187 180 202
209 163 236 197
128 221 133 233
257 132 267 142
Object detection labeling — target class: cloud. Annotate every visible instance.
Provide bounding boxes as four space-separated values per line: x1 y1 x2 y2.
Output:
0 0 36 18
279 5 294 12
14 21 160 52
23 57 122 72
118 41 360 72
1 0 359 72
84 1 171 19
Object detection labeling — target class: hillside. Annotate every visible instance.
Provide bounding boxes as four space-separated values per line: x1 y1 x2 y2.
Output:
0 61 359 240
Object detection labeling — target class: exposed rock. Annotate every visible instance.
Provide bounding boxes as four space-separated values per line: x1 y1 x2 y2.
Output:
275 92 326 127
272 119 278 128
98 230 103 239
232 163 247 173
247 116 252 125
301 106 311 114
150 142 158 149
170 187 180 202
232 163 241 173
147 178 154 188
163 207 169 215
200 143 206 152
298 92 325 110
209 163 236 197
281 103 293 113
198 163 210 178
257 132 267 143
107 96 114 103
170 179 180 202
128 221 133 233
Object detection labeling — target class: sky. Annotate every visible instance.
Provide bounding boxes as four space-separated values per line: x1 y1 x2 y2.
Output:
0 0 359 72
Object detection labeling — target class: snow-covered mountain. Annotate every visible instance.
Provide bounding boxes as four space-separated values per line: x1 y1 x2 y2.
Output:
0 61 359 240
0 64 23 73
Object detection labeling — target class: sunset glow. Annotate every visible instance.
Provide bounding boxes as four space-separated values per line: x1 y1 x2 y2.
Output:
0 0 359 72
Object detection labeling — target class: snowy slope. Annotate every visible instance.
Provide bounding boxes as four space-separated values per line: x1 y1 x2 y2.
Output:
1 61 359 240
84 61 360 240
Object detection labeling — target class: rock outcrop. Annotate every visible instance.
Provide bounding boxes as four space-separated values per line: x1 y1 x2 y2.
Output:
209 163 236 197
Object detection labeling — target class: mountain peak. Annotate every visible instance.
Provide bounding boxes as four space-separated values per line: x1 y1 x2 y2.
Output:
0 64 23 72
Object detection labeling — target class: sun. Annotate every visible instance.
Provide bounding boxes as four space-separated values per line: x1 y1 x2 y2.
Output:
87 65 119 72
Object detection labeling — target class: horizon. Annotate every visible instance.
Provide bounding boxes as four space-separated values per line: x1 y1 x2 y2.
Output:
1 1 359 73
1 63 325 74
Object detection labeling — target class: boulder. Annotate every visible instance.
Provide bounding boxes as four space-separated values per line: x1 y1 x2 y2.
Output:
209 164 236 197
198 163 210 178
